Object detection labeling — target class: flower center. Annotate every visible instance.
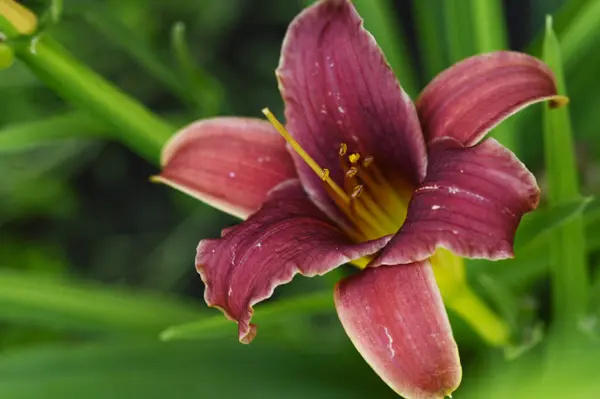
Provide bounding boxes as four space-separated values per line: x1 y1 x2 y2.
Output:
262 108 411 243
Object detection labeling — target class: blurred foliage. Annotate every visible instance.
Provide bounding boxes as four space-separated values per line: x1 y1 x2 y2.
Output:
1 0 600 397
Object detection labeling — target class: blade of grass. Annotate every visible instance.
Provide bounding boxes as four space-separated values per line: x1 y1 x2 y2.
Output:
557 0 600 71
161 291 333 341
12 35 174 163
0 112 105 153
514 197 593 252
352 0 418 97
441 0 475 64
0 269 203 335
528 0 600 71
468 0 517 152
0 340 393 399
170 22 224 116
82 10 193 106
412 0 446 82
542 16 589 339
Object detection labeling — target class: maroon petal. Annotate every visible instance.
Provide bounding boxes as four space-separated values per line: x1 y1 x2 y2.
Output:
277 0 427 218
197 180 390 343
374 138 540 265
156 117 297 219
335 262 461 398
417 51 561 146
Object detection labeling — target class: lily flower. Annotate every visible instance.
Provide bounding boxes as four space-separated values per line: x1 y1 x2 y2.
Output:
154 0 564 397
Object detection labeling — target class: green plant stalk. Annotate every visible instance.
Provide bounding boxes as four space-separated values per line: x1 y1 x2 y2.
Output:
542 17 589 338
412 1 446 82
469 0 517 153
12 35 174 163
442 0 475 65
352 0 418 97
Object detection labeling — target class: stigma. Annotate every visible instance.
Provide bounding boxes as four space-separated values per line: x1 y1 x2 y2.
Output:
262 108 410 242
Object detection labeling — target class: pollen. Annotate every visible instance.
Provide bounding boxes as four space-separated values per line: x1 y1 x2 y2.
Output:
348 153 360 164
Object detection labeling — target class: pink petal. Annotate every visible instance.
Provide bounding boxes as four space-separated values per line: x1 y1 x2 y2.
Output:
374 137 540 265
335 262 461 398
156 117 297 219
417 51 560 146
197 180 390 344
277 0 427 219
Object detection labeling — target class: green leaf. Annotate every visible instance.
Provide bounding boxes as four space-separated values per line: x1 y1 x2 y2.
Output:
469 0 508 52
542 16 589 336
170 22 225 116
0 112 104 154
529 0 600 71
514 197 593 252
161 291 333 341
0 269 203 335
13 34 174 164
352 0 418 97
83 9 187 100
441 0 476 65
467 0 518 152
0 340 395 398
412 0 446 81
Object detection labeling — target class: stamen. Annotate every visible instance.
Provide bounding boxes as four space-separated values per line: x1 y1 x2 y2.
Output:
349 153 361 164
262 108 384 236
339 143 348 156
346 167 358 178
351 184 363 199
357 156 411 226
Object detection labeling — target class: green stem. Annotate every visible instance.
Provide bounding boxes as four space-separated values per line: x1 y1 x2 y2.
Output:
448 288 510 346
13 35 174 163
412 0 446 82
542 16 589 339
468 0 517 153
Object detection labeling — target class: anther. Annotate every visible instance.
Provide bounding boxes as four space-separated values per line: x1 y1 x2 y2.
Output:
321 168 330 181
346 167 358 178
351 184 364 199
339 143 348 156
362 156 374 168
349 153 361 164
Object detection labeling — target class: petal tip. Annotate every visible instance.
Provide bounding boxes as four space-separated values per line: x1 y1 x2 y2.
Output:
549 95 569 108
335 263 462 398
239 324 257 344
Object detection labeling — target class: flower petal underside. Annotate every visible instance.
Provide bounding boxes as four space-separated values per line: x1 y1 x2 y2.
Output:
277 0 427 219
374 138 540 265
197 180 390 344
417 51 561 146
335 262 461 398
157 117 297 219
